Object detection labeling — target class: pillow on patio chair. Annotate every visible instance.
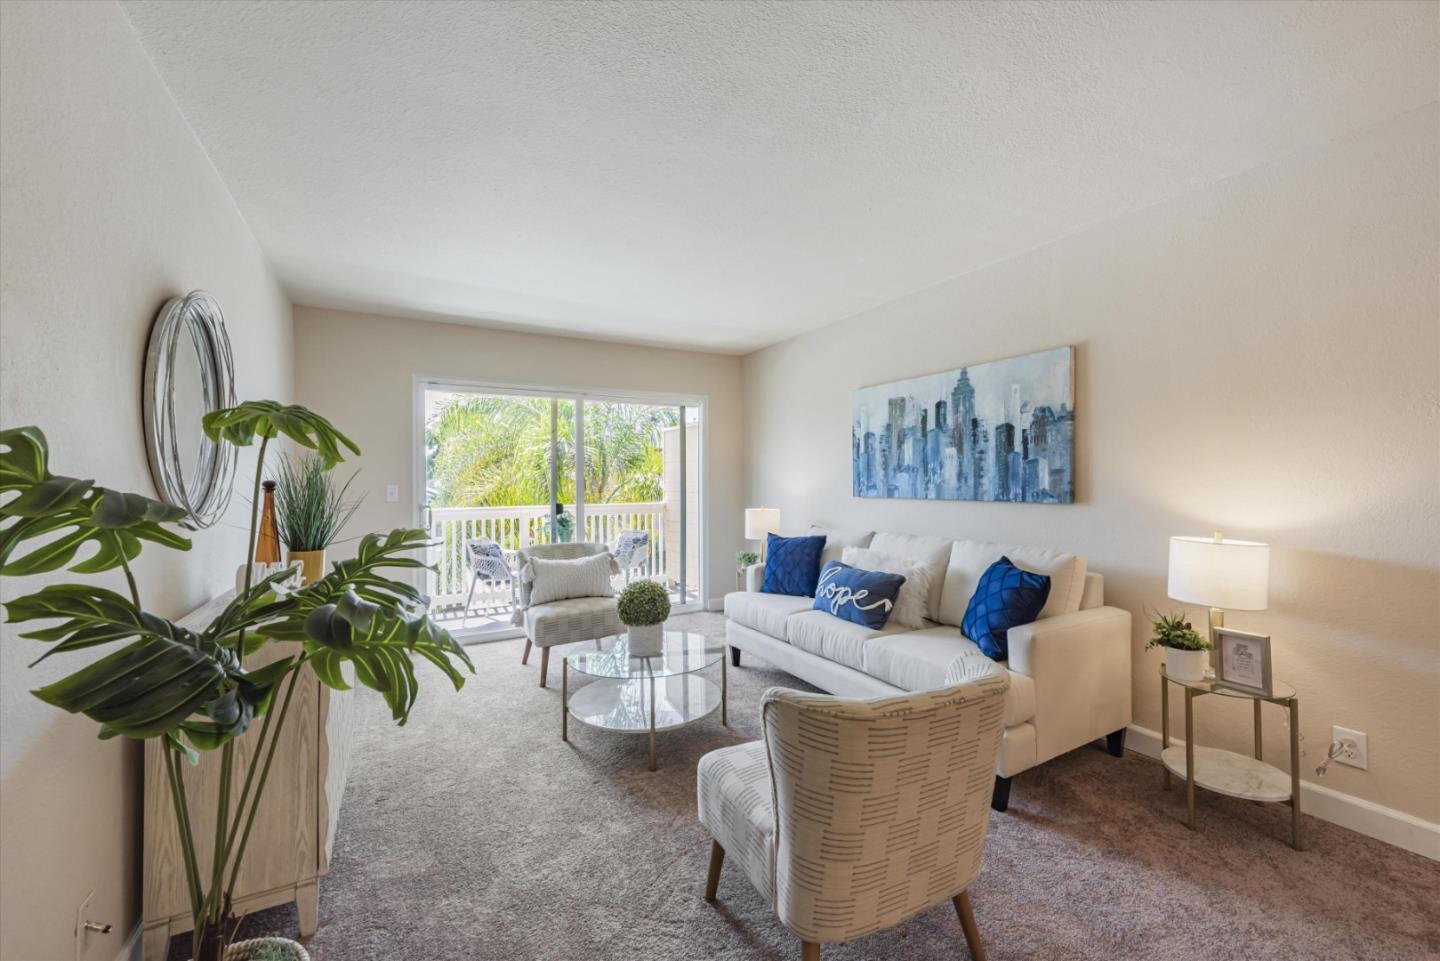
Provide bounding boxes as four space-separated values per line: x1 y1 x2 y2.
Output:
524 553 619 606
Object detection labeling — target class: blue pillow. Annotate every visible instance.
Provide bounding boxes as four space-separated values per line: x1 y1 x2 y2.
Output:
813 561 906 630
761 533 826 596
962 556 1051 660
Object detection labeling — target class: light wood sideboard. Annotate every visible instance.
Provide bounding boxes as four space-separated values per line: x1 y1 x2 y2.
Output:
142 592 356 960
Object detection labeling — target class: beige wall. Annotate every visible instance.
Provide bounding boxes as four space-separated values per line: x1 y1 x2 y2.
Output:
292 307 744 607
0 3 292 958
742 105 1440 824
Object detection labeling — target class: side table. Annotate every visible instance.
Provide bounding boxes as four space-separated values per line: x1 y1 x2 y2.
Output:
1160 665 1302 849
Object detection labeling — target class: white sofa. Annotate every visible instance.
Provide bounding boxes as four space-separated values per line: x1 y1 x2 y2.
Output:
723 527 1132 810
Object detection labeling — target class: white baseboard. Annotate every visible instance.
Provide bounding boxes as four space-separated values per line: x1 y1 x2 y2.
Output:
704 597 725 612
1126 724 1439 861
113 920 142 961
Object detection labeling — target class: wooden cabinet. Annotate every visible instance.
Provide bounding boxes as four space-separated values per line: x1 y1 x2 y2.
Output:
142 594 356 960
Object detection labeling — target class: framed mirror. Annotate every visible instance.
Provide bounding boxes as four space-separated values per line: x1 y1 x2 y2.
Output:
143 290 237 529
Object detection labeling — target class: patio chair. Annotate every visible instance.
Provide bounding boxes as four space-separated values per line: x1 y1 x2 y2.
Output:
462 537 516 626
698 652 1009 961
611 529 651 583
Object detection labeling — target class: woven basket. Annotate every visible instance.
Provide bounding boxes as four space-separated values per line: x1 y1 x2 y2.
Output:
216 939 311 961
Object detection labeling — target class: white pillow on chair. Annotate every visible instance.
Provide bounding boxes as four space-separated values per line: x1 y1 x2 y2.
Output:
524 554 617 606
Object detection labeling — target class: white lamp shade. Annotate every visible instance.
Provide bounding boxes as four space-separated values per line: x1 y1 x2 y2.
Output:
1167 535 1270 611
744 507 781 541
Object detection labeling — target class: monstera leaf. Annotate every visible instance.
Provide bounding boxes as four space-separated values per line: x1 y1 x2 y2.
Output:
0 426 191 575
5 584 290 749
203 401 360 468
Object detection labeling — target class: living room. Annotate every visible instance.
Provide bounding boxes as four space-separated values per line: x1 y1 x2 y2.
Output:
1 2 1436 960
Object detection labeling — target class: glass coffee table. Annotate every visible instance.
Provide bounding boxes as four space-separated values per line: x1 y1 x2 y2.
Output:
562 630 727 771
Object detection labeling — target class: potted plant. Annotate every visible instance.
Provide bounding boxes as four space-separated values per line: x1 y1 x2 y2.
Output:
617 579 670 656
1146 610 1211 681
0 401 473 961
273 452 363 584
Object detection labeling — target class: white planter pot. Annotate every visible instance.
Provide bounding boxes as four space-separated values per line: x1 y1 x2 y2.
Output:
626 622 664 657
1165 647 1208 682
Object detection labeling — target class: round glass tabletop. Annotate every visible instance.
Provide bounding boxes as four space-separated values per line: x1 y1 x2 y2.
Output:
1159 665 1296 701
565 630 722 680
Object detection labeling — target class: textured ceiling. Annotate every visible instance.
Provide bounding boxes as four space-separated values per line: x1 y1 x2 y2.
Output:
122 0 1437 352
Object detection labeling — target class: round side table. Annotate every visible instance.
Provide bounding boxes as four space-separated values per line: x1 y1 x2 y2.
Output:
1160 665 1302 849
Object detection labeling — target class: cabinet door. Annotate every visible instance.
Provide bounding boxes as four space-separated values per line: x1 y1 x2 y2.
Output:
144 656 319 927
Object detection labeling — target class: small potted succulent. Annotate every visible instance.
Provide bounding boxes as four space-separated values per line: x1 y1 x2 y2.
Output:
1146 610 1211 681
736 550 760 590
617 579 670 657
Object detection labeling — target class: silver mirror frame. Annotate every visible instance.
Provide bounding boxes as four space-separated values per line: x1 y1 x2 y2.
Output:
142 290 237 530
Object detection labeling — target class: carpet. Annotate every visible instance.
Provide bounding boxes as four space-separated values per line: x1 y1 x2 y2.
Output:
192 612 1439 961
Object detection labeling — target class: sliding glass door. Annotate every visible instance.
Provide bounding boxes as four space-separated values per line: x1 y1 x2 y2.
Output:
419 383 702 638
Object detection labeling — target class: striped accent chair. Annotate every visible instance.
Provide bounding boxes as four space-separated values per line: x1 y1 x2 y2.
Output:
697 652 1008 961
513 542 623 687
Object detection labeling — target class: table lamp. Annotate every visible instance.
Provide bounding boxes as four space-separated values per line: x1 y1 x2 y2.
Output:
745 507 781 561
1167 532 1270 646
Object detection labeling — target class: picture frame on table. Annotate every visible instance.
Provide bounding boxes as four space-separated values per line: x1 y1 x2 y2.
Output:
1214 627 1274 695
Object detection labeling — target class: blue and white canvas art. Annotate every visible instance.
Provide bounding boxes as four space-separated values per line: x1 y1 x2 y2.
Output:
852 346 1074 503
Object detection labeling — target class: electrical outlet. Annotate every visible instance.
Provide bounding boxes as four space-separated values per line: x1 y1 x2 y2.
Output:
74 889 93 961
1332 726 1368 770
385 484 399 503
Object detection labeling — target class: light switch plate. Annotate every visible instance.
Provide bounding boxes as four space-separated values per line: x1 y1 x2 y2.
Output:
385 484 399 503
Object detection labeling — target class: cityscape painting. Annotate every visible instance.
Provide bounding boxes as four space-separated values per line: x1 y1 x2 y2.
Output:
852 346 1074 503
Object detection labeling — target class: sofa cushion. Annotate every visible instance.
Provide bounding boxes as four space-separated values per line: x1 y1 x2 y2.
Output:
863 627 1037 727
724 591 813 640
866 532 953 620
962 557 1051 660
786 609 905 672
809 525 875 567
762 533 827 596
812 561 907 630
841 546 932 629
937 540 1087 626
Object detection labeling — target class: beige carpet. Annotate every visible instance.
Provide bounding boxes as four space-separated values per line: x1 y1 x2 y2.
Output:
191 612 1439 961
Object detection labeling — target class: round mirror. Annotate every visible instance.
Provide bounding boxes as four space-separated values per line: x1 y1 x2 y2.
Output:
143 290 237 529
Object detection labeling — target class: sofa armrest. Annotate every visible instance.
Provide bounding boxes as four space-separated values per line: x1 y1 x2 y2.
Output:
745 563 765 592
1006 606 1132 766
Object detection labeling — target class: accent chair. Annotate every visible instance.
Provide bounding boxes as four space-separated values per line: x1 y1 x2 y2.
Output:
513 541 622 687
697 652 1008 961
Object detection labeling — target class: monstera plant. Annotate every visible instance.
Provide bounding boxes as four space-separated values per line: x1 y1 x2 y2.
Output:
0 402 473 961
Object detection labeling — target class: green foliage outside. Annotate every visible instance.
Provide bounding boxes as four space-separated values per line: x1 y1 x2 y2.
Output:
426 394 678 508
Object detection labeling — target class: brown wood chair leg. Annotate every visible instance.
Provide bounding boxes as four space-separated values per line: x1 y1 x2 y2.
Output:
953 890 986 961
801 942 820 961
521 638 532 665
539 647 550 688
704 841 725 902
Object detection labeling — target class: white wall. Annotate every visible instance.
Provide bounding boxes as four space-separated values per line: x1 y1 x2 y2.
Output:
292 307 745 609
0 3 292 958
743 106 1440 826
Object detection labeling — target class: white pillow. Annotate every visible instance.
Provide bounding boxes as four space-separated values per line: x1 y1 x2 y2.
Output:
841 546 932 630
525 554 615 606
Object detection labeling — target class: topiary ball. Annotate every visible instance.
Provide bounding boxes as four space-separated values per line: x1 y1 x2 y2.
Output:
617 579 671 626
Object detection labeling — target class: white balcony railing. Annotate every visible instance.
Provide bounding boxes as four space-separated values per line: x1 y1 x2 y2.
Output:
425 502 667 614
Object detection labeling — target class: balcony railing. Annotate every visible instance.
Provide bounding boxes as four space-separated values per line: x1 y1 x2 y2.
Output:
425 502 667 617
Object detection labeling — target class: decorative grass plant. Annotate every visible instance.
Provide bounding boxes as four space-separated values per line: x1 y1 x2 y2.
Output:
272 453 362 552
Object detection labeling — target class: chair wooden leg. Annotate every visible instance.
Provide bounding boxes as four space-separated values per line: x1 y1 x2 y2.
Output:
953 890 986 961
801 942 820 961
539 647 550 688
704 840 724 902
521 639 532 665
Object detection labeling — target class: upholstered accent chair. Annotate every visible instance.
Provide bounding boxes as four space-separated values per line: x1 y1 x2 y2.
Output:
697 653 1008 961
513 542 623 687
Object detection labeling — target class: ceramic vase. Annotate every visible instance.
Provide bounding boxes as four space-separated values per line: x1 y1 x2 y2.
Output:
1164 647 1208 682
627 622 664 657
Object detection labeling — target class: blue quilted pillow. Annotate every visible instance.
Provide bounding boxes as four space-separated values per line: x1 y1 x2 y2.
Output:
813 561 906 630
761 533 826 596
962 556 1051 660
